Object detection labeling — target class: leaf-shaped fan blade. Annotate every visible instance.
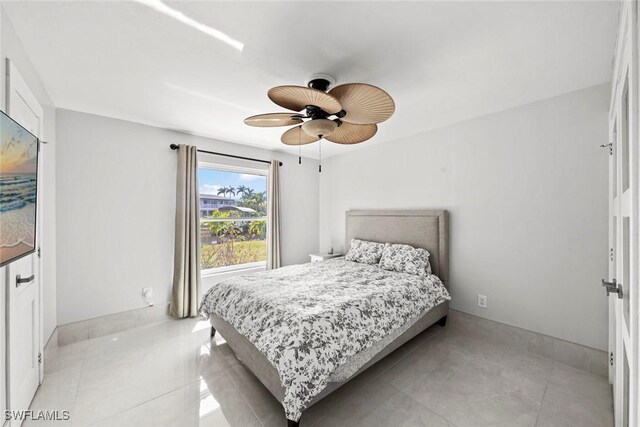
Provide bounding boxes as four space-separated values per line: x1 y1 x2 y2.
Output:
281 126 320 145
325 122 377 145
268 86 342 114
244 113 303 127
329 83 395 124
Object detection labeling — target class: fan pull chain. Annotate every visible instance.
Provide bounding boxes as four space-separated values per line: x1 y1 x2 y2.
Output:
298 131 302 164
319 139 322 173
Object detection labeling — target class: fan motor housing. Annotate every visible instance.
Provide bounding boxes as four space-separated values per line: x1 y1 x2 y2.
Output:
305 104 346 120
305 105 329 120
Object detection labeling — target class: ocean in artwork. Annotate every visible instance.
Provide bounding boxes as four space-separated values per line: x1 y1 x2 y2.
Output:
0 112 38 264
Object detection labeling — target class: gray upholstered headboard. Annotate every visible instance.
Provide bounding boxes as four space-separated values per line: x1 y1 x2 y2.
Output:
345 210 449 286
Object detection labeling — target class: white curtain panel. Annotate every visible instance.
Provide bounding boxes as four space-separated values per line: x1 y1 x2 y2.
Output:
267 161 281 269
170 145 201 318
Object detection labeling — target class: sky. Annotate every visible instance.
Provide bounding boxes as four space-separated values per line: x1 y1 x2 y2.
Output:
199 168 266 198
0 114 38 174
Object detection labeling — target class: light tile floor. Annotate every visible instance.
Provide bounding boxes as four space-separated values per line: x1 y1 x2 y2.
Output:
28 318 613 427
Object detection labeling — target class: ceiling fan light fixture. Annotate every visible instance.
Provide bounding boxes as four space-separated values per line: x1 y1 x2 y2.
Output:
246 75 395 160
302 119 337 139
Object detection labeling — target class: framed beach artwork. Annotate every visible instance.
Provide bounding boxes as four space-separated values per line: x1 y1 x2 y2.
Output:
0 109 39 267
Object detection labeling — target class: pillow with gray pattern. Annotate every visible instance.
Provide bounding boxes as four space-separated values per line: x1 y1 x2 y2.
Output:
378 243 432 276
344 239 385 265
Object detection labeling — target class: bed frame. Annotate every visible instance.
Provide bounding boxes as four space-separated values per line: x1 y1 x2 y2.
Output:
208 209 449 426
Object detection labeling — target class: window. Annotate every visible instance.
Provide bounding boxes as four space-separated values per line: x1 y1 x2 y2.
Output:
199 163 268 273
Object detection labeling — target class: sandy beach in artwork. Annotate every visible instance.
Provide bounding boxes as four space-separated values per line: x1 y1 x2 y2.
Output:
0 242 33 262
0 201 35 260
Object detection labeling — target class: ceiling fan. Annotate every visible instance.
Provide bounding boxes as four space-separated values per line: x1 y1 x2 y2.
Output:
244 74 395 170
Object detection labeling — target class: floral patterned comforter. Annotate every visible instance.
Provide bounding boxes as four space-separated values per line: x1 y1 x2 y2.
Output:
198 259 450 421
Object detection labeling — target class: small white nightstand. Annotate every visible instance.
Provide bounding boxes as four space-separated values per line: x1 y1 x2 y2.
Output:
309 253 342 263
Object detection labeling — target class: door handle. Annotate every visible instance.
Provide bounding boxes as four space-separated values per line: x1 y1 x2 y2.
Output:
16 274 35 288
602 279 623 299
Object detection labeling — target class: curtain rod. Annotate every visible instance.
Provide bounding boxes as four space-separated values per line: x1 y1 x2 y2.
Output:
169 144 283 166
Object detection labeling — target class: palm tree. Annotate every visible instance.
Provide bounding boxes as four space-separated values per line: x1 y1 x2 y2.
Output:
216 186 237 198
237 186 256 199
237 185 249 198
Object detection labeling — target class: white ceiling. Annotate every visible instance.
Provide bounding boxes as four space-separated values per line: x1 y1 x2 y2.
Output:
3 1 618 159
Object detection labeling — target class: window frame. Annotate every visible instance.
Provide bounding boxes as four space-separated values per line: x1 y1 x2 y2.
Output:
198 161 269 277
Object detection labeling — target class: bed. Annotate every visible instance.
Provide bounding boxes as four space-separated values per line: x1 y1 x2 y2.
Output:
199 210 450 426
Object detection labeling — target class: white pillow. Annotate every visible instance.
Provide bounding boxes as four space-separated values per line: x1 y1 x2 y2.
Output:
378 243 432 276
344 239 385 265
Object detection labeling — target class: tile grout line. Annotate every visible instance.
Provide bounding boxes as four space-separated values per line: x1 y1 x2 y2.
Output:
65 348 92 427
67 359 85 427
376 331 550 425
533 384 549 427
309 328 444 426
222 368 266 427
383 368 544 427
449 318 609 379
449 328 606 389
84 377 203 426
68 325 230 426
387 382 459 426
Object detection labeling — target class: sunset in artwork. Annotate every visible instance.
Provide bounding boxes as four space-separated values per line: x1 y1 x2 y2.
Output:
0 112 38 266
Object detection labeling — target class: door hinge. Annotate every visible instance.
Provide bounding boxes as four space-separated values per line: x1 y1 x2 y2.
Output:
602 279 624 299
600 143 613 155
38 352 42 364
610 247 614 261
37 247 41 258
610 351 614 366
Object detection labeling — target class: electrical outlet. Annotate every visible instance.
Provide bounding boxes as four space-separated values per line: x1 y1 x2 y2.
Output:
477 294 487 309
142 287 153 306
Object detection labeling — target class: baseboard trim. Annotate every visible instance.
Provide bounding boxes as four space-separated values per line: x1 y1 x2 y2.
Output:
55 304 171 347
448 309 608 377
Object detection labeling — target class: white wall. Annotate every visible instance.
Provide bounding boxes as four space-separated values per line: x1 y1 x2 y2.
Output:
1 6 57 344
320 84 610 351
55 109 319 325
1 5 57 416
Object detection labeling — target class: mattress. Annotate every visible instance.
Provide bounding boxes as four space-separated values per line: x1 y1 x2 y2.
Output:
199 259 450 421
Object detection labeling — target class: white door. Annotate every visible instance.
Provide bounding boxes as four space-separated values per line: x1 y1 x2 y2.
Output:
608 3 638 426
5 59 43 423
